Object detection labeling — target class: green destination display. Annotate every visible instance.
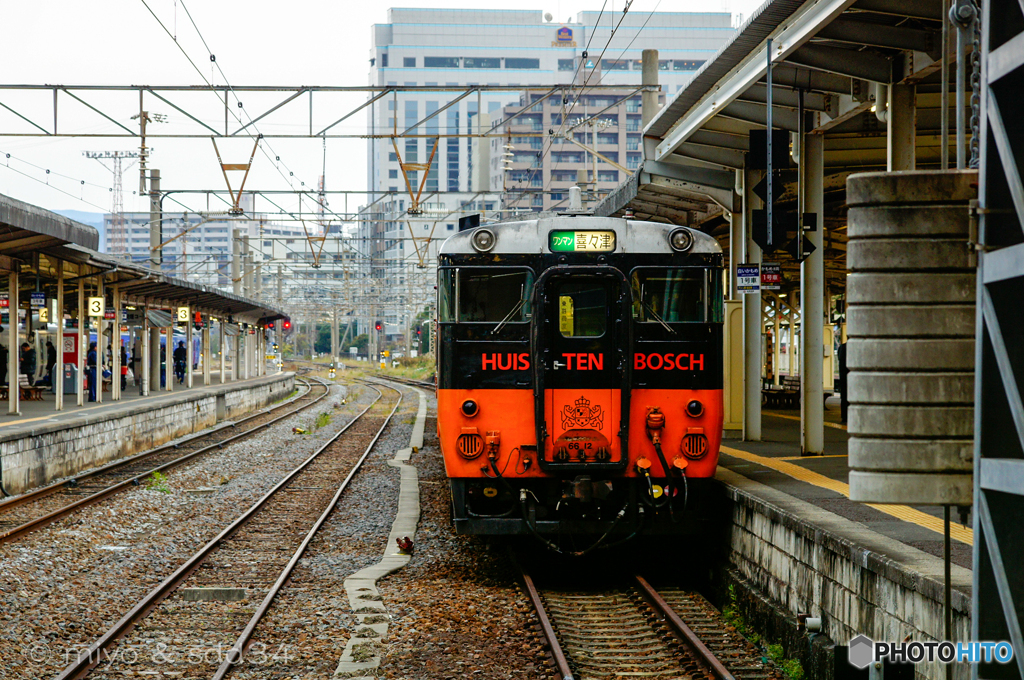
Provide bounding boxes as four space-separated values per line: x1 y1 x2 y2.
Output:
549 230 616 252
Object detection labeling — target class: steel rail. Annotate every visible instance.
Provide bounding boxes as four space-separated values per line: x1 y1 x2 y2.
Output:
633 574 738 680
518 564 575 680
0 378 330 544
212 381 404 678
55 380 392 680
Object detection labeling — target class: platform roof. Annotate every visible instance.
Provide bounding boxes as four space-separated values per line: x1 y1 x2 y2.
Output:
0 192 100 256
46 245 287 324
595 0 946 292
0 193 285 325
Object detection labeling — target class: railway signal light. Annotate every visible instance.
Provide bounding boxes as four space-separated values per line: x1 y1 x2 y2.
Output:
282 319 292 330
375 321 382 331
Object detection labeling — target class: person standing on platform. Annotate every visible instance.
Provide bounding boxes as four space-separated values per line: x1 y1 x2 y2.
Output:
20 342 36 386
160 344 166 388
120 342 128 392
173 341 187 385
0 342 8 387
87 341 98 402
46 339 57 388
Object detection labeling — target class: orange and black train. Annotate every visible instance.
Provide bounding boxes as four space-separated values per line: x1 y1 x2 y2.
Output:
436 214 724 549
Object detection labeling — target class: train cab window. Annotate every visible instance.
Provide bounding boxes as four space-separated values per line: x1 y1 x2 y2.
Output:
631 269 723 323
439 268 534 323
556 280 608 337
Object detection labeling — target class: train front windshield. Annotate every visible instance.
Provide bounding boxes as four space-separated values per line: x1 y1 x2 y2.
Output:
439 268 535 323
631 268 724 324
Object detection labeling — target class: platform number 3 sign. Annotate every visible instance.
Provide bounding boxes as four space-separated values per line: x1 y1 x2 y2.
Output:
87 297 104 317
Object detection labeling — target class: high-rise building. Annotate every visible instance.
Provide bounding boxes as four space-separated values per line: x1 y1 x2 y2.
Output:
490 88 667 213
362 8 736 333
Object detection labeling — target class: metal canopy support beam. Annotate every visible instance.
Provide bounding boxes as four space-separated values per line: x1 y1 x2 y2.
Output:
784 44 894 83
817 17 937 52
853 0 944 21
719 101 800 132
672 142 748 169
800 124 824 456
738 83 834 112
742 164 762 441
770 65 854 95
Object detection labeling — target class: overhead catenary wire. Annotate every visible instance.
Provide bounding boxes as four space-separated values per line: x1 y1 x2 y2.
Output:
508 1 635 208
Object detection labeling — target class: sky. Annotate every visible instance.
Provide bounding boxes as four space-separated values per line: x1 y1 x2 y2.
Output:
0 0 761 221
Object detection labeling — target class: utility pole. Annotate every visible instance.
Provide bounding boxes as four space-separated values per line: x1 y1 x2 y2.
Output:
231 229 242 295
149 169 161 266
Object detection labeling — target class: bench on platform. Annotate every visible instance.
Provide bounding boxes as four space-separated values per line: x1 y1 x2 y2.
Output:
18 374 44 401
763 375 801 409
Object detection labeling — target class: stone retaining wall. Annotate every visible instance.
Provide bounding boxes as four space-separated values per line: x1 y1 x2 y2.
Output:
0 374 294 495
715 469 971 680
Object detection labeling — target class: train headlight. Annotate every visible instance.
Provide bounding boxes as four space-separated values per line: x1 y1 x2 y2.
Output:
461 399 479 417
669 228 694 252
686 400 704 417
471 228 496 252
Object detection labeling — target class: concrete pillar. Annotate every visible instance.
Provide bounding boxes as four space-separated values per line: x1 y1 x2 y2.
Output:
149 169 162 266
219 320 226 384
186 309 193 388
742 165 762 441
8 270 18 415
95 274 103 404
77 278 84 407
202 320 211 386
887 83 916 171
641 49 660 128
55 264 64 411
801 129 825 456
112 285 120 401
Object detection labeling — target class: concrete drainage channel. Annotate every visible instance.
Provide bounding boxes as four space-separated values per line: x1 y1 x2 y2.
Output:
334 385 427 679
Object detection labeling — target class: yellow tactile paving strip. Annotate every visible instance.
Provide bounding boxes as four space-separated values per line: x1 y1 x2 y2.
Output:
719 445 974 545
765 411 848 431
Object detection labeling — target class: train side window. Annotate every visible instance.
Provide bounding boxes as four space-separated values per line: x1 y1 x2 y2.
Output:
439 268 534 323
556 280 607 337
631 269 723 323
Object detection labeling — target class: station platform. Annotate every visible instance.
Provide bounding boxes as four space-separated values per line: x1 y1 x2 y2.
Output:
0 370 295 497
716 399 971 679
0 368 267 435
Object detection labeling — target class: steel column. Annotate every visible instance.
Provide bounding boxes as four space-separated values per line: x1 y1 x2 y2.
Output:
742 164 762 441
55 264 63 411
800 127 825 456
888 83 917 171
973 0 1024 672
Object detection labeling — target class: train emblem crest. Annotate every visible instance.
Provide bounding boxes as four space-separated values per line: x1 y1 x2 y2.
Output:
561 396 604 430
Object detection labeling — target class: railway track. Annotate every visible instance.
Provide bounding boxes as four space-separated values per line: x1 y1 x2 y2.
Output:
521 567 781 680
56 380 403 680
0 377 331 544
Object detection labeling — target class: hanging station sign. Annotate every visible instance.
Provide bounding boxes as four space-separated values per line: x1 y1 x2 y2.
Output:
761 263 782 290
88 297 105 317
737 264 761 293
30 292 45 308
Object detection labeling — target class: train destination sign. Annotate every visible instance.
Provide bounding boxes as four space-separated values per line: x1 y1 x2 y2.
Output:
549 230 616 253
